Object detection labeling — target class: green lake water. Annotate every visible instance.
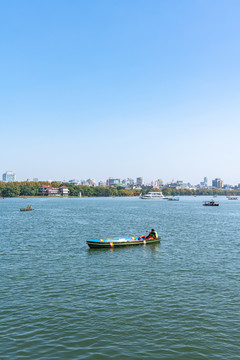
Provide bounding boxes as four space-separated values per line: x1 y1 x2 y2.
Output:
1 196 240 359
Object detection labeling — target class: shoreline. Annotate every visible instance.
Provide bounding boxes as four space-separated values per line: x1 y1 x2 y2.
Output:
1 194 239 199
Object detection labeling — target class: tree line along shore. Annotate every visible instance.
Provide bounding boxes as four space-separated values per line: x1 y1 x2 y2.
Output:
1 181 240 198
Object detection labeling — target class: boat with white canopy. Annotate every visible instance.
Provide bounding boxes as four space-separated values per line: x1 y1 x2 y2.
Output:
140 192 167 199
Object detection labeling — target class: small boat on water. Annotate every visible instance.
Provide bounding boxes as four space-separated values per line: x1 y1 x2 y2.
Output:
140 192 167 200
203 200 219 206
87 236 160 248
20 205 33 212
168 197 179 201
227 196 238 200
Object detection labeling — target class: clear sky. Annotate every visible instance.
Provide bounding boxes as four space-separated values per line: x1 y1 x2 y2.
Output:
1 0 240 185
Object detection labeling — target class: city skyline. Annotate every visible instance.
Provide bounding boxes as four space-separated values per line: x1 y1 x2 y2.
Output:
1 170 239 187
1 1 240 184
2 170 239 189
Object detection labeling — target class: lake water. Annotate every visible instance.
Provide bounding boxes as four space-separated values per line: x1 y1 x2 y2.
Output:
1 196 240 359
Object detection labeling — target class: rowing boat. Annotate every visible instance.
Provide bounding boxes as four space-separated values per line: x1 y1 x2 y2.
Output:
87 236 160 248
20 205 33 211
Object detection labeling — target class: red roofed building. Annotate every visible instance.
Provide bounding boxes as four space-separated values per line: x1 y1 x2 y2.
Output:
39 185 69 196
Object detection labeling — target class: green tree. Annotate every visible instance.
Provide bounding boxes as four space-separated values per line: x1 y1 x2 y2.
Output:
2 185 20 197
68 185 80 197
51 181 61 188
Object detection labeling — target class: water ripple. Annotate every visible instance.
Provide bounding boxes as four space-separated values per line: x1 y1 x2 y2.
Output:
1 197 240 359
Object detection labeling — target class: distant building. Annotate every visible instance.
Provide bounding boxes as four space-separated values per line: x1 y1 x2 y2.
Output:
39 185 59 196
98 180 106 187
176 181 189 189
212 178 224 189
165 181 177 188
127 178 134 186
199 182 207 189
165 180 189 189
199 177 208 187
136 177 144 186
87 178 96 186
223 184 234 190
58 186 69 196
68 179 80 185
80 179 96 186
199 177 208 189
151 180 160 188
107 178 121 187
2 171 16 182
39 185 69 196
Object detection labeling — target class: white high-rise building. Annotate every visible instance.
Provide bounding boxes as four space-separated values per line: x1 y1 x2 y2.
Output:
136 177 144 186
2 171 16 182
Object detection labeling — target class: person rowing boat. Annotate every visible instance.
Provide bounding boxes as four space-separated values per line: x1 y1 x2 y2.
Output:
146 229 158 239
138 229 158 240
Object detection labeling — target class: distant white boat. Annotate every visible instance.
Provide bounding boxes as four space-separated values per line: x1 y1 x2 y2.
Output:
140 191 167 200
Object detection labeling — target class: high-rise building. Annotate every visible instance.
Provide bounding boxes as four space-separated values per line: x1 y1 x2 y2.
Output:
2 171 16 182
200 177 208 188
108 178 121 187
136 177 144 186
151 180 159 188
127 178 134 186
87 178 96 186
212 178 223 188
98 180 106 187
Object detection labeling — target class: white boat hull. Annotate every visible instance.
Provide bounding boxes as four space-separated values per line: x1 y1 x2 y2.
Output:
140 192 167 200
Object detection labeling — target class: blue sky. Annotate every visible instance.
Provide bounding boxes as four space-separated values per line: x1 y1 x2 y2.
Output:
1 0 240 184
